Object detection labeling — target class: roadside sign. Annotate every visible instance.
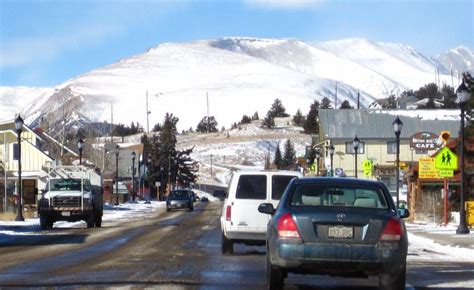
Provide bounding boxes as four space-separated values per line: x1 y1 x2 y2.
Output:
438 169 454 178
419 157 440 179
467 201 474 226
434 146 458 170
362 159 373 177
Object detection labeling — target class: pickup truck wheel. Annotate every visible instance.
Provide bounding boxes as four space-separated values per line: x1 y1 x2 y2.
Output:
86 213 95 228
221 231 233 254
94 211 102 228
39 215 53 229
266 254 284 290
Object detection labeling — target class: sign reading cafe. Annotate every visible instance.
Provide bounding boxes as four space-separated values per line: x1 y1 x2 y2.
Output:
410 132 440 154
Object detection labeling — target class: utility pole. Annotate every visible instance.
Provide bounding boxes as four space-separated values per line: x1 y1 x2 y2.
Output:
357 91 360 109
335 82 338 108
146 90 151 134
111 105 114 143
206 92 210 133
210 154 213 180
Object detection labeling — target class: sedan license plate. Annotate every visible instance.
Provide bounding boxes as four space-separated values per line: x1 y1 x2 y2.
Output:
61 211 71 217
328 226 353 239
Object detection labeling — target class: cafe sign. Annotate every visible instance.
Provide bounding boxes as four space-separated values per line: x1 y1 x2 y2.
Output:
410 132 439 154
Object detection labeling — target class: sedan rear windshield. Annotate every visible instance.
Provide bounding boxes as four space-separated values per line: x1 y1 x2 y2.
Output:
289 183 388 209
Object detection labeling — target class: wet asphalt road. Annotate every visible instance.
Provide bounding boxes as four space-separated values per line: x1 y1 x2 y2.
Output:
0 202 473 289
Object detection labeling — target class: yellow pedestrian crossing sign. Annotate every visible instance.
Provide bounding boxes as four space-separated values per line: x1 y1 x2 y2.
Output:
434 147 458 170
363 159 373 177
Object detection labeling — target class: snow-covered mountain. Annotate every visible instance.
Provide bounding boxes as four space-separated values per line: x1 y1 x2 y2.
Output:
0 37 470 132
434 46 473 75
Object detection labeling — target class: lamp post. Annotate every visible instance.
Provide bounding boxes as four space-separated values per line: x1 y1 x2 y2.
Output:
328 145 335 177
393 116 403 208
14 115 24 221
315 148 321 176
131 151 136 202
456 80 470 234
77 138 84 165
353 135 360 178
115 145 119 206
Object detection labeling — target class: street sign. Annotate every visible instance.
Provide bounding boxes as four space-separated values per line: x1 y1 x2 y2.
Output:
434 146 458 170
438 169 454 178
419 157 440 179
362 159 373 177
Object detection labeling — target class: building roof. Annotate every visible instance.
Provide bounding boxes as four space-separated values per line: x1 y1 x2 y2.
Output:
319 109 460 140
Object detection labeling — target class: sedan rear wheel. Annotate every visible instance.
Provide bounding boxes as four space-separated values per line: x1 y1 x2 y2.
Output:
379 263 406 290
266 254 284 290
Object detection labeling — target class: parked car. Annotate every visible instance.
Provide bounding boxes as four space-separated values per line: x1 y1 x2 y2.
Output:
220 170 302 254
259 177 409 290
166 190 194 211
213 189 227 201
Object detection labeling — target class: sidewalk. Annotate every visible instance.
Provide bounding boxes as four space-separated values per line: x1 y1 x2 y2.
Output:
406 221 474 250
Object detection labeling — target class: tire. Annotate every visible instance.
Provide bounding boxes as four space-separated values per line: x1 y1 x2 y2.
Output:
39 214 53 229
166 206 171 212
189 206 194 211
94 211 102 228
221 231 233 254
379 263 406 290
86 213 95 228
266 254 284 290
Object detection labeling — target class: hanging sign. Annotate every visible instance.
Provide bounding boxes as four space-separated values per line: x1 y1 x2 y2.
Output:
410 132 439 154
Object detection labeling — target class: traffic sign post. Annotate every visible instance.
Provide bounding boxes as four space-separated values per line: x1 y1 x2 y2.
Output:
362 159 373 177
434 146 458 226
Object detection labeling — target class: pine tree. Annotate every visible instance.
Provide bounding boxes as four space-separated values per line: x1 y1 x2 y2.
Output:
252 111 259 120
339 100 353 109
383 95 398 109
269 99 290 117
303 100 320 134
282 139 296 169
240 115 252 124
273 142 283 169
262 111 275 129
321 97 332 109
196 116 218 133
293 109 305 126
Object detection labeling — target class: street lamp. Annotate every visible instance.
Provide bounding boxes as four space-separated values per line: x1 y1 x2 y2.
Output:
315 148 321 176
77 138 84 165
353 135 360 178
131 151 136 202
115 145 119 206
328 145 335 177
393 116 403 208
456 80 470 234
14 115 24 221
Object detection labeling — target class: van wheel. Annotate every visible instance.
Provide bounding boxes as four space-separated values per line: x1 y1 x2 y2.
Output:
221 232 233 254
267 254 284 290
86 213 95 228
94 211 102 228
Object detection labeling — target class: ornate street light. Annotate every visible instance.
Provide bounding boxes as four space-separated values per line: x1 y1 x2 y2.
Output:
115 145 120 206
456 80 470 235
77 138 84 165
393 116 403 208
328 145 335 177
14 115 24 221
353 135 360 178
315 148 321 176
131 151 136 202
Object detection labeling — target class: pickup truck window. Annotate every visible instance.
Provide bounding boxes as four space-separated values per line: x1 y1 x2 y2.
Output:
50 179 89 191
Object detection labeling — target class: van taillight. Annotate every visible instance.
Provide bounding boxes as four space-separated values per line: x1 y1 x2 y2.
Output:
380 219 402 242
226 205 232 221
277 213 300 238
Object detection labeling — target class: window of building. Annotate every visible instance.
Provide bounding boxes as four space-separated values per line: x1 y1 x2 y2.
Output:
387 141 397 154
345 142 364 154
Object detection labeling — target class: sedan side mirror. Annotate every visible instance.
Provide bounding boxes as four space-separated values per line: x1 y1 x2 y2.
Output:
258 203 275 215
398 208 410 219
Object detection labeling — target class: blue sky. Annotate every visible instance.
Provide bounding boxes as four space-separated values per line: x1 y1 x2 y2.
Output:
1 0 472 87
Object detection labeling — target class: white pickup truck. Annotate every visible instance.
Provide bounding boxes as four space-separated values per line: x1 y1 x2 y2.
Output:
37 165 103 229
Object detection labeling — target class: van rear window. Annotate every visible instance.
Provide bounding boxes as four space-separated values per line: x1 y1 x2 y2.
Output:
271 175 296 200
236 175 267 200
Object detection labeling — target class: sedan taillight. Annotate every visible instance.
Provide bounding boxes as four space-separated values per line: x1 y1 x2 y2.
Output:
277 213 300 239
380 219 402 242
226 205 232 221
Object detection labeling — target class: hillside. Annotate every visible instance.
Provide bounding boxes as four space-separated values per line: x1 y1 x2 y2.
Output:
0 37 470 133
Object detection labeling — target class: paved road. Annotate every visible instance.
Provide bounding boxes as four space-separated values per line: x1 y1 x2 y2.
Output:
0 202 472 289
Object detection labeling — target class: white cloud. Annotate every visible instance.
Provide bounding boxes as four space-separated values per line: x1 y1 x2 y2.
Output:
245 0 325 9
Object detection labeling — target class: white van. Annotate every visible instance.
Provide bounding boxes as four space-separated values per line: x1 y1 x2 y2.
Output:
220 170 302 254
